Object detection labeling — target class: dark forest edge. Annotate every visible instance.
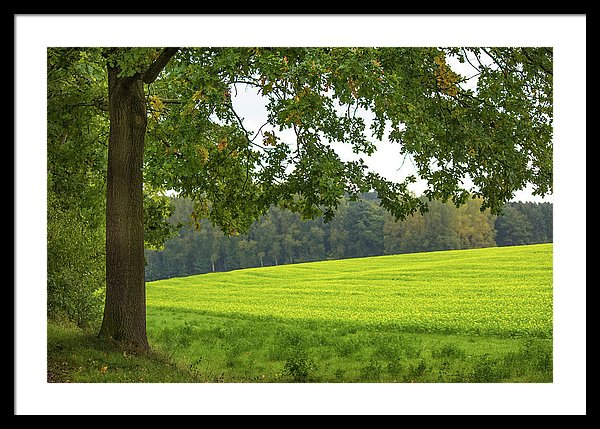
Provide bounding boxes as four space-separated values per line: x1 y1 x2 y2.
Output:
145 193 553 282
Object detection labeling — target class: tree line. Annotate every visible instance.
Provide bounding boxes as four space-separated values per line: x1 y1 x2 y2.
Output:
145 195 553 281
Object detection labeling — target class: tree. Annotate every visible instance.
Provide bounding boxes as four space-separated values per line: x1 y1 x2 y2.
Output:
48 47 553 349
47 49 109 327
342 200 385 258
327 201 350 259
304 226 326 262
47 189 106 327
254 215 279 267
421 200 462 251
455 197 497 249
538 202 554 243
520 202 553 244
237 238 258 268
209 227 224 272
283 225 302 265
384 199 461 254
495 205 532 246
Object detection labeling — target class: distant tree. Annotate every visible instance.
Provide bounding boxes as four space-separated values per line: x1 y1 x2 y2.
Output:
144 195 551 280
271 239 282 267
495 205 532 246
327 201 350 259
345 200 385 258
383 213 403 255
384 208 425 254
455 198 497 248
237 239 258 268
493 201 553 246
254 216 279 267
283 225 302 265
383 197 496 254
422 200 461 251
524 202 553 244
539 203 553 243
304 226 326 262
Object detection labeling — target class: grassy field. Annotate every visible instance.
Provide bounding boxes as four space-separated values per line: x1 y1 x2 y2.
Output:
47 244 552 383
144 243 553 382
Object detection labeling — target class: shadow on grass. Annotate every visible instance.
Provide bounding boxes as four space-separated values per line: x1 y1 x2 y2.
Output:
47 321 202 383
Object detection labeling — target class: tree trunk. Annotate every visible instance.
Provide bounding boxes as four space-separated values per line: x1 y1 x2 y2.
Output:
98 66 149 350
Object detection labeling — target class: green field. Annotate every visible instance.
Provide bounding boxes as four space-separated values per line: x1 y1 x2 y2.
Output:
141 243 552 382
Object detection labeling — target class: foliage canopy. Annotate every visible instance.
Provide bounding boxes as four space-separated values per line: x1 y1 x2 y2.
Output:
143 47 552 235
49 46 552 237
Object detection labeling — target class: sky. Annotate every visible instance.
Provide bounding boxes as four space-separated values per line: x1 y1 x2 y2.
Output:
15 15 585 415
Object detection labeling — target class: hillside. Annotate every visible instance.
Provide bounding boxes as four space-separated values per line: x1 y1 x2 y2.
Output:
147 243 553 338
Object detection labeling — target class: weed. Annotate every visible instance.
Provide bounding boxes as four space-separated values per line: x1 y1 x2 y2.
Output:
408 359 428 380
359 359 383 381
468 354 503 382
373 341 399 360
386 358 404 377
277 328 305 348
432 343 466 360
334 337 360 357
283 347 316 382
334 368 346 381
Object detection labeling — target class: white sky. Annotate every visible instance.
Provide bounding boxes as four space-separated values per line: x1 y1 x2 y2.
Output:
15 15 585 415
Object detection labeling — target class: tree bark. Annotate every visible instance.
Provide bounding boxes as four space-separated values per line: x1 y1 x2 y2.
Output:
98 66 149 350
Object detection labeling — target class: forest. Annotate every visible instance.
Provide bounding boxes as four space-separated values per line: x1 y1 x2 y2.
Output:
144 194 553 281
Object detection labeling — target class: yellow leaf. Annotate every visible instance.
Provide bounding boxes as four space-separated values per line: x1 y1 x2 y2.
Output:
149 95 164 111
263 131 277 147
218 138 228 152
192 90 204 101
99 365 108 374
197 146 209 164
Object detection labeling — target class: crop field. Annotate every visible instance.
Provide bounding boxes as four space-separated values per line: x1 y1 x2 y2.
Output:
146 243 553 382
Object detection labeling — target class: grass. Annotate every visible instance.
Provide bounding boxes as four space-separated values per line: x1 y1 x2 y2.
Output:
48 243 553 383
147 244 552 338
145 308 552 382
47 321 202 383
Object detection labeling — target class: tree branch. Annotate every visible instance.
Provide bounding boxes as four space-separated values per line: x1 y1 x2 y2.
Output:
74 99 109 112
142 48 179 84
462 48 482 74
227 103 274 151
158 98 183 104
481 48 508 77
